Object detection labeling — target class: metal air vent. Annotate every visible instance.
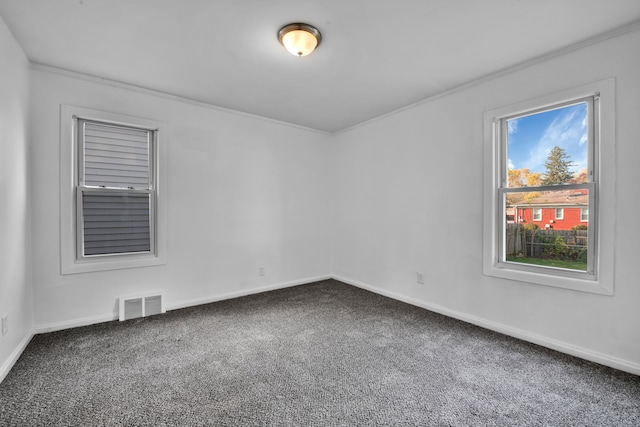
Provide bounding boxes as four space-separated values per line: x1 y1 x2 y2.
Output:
119 292 165 321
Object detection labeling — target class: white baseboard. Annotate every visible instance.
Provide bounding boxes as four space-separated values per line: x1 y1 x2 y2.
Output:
34 312 118 334
0 331 34 384
333 274 640 376
168 275 332 311
33 274 333 333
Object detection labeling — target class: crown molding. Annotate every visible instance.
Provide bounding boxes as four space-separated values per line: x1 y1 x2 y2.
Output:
336 20 640 135
29 63 330 136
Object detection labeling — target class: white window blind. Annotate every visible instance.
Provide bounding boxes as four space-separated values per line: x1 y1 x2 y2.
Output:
81 121 150 189
80 191 152 256
78 119 156 258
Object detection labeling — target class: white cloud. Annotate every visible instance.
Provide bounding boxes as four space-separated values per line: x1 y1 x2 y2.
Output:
524 105 587 173
508 119 518 134
508 158 515 170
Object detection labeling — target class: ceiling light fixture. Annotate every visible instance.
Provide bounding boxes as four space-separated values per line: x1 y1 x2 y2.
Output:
278 23 322 57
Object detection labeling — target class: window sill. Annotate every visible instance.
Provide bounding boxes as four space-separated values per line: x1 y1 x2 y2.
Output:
62 253 166 275
483 261 612 295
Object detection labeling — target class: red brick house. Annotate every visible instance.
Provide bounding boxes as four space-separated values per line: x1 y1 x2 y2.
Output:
506 190 588 230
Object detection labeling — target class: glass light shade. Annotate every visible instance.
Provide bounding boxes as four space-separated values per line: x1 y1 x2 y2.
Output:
278 23 321 57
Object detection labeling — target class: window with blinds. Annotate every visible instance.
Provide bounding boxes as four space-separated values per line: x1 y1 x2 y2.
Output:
77 119 156 258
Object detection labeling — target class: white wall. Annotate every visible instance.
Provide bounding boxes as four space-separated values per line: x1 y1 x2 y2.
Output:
0 17 32 380
331 28 640 372
30 69 331 329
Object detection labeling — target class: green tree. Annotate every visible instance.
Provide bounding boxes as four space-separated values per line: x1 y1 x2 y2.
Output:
542 146 575 185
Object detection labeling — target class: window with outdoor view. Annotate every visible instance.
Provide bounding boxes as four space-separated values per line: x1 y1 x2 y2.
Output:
501 99 594 273
483 80 615 294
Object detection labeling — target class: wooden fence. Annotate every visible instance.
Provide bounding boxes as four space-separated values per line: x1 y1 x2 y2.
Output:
505 224 588 259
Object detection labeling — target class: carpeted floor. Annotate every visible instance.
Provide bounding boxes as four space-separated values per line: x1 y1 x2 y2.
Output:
1 279 639 426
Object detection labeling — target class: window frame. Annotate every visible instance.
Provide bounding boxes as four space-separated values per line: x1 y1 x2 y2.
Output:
76 119 156 260
60 105 167 274
498 97 596 279
555 208 564 220
581 208 589 222
533 208 542 221
483 79 615 295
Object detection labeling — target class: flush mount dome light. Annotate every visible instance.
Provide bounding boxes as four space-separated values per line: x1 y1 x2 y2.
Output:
278 23 321 57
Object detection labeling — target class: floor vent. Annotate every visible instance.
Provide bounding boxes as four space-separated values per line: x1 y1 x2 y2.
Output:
119 292 165 321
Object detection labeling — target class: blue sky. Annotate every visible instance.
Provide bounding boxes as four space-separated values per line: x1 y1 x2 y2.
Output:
507 102 587 175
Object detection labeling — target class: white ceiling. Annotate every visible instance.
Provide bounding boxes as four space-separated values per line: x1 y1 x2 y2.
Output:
1 0 639 132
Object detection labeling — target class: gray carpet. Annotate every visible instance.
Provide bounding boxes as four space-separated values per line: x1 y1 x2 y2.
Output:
1 279 639 426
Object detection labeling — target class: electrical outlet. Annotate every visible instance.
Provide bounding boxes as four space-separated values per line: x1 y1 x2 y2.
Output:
259 266 265 277
417 273 424 285
1 315 7 336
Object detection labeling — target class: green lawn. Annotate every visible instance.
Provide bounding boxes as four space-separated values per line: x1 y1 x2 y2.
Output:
506 256 587 271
